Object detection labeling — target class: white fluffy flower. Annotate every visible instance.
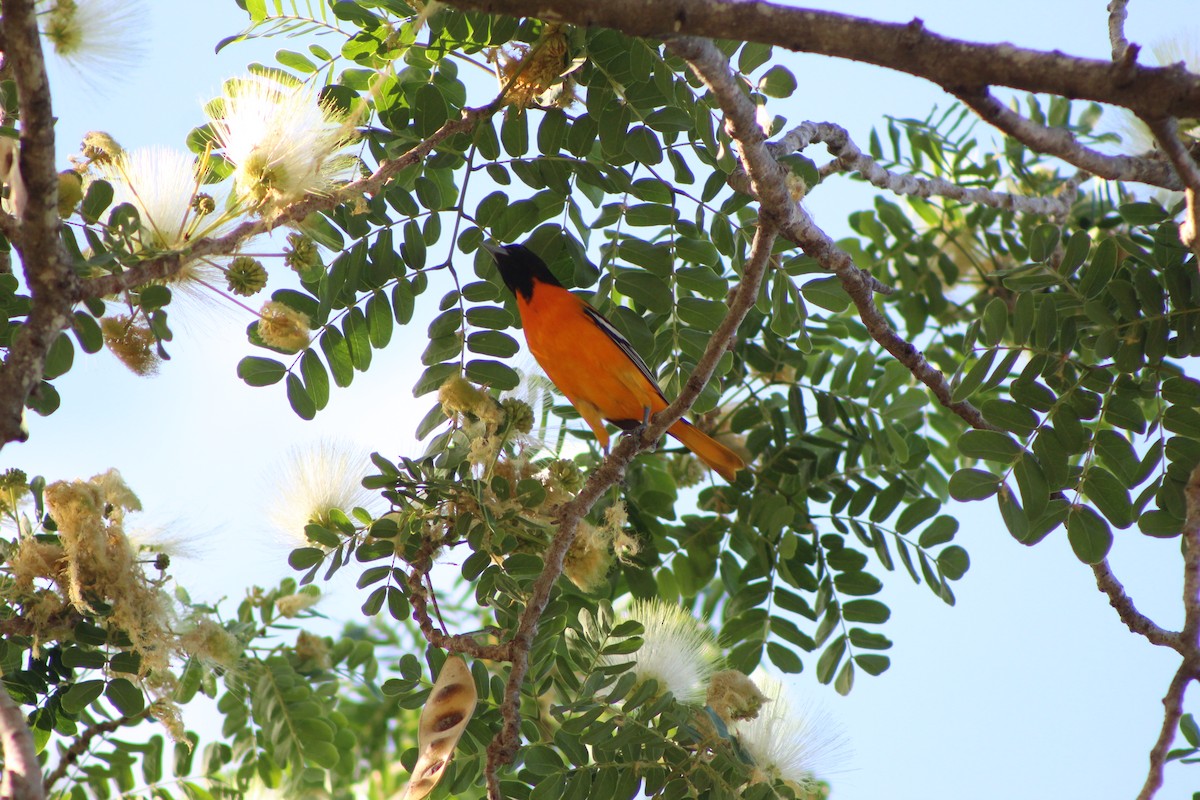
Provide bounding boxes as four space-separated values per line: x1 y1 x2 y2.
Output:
38 0 146 78
99 146 228 251
606 599 719 703
208 76 352 213
734 672 844 792
269 440 375 546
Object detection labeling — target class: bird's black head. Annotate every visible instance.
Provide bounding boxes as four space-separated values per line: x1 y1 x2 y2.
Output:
482 242 564 301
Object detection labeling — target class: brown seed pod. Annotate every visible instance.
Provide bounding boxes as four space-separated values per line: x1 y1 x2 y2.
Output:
401 656 479 800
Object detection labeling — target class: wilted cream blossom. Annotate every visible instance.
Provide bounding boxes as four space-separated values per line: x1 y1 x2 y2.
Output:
734 672 844 792
38 0 146 78
605 599 720 703
269 440 375 546
207 76 353 213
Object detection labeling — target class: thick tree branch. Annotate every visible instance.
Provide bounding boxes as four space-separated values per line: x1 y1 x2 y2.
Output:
0 0 78 448
670 36 996 431
955 87 1181 189
1143 118 1200 255
776 121 1083 218
440 0 1200 120
0 683 44 800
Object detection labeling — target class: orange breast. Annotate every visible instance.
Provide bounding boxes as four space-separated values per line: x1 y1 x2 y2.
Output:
517 285 666 425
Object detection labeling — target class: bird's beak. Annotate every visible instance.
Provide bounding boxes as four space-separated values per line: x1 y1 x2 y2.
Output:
480 240 507 257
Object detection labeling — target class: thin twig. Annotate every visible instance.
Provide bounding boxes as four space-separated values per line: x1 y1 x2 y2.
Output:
1107 0 1131 62
42 709 150 792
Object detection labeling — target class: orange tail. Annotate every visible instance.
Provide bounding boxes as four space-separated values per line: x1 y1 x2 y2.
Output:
668 419 745 482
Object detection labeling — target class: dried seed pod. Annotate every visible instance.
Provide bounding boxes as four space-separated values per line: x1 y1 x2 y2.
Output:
401 656 478 800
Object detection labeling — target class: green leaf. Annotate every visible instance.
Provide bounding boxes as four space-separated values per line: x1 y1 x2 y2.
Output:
815 635 846 685
300 349 330 411
757 65 797 97
105 677 145 716
320 328 354 388
952 348 996 403
236 356 286 387
739 42 773 74
766 642 803 673
467 331 520 358
1067 504 1113 564
42 333 74 380
81 179 113 224
980 297 1008 345
800 276 850 312
936 545 970 580
1079 237 1118 298
286 373 316 420
854 654 890 676
61 680 105 714
465 359 519 390
949 468 1002 501
841 599 891 624
625 126 662 165
958 430 1022 463
138 284 172 311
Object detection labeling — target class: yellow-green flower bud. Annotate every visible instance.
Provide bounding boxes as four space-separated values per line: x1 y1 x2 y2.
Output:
501 397 534 434
284 232 323 281
0 468 28 492
549 458 583 493
191 193 216 216
226 255 268 297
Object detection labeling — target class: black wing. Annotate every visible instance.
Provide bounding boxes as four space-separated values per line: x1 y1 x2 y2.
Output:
581 304 669 405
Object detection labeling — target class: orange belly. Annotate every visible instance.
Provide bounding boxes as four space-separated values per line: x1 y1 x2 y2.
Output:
517 286 665 442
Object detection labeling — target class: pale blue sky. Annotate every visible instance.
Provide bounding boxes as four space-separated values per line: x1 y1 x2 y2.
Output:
8 2 1199 799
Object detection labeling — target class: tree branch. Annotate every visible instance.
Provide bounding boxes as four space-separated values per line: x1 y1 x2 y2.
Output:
1138 667 1195 800
41 709 150 793
1107 0 1131 62
955 87 1181 189
1091 558 1180 649
1134 461 1200 798
483 221 778 796
1143 117 1200 256
79 108 489 301
0 682 44 800
439 0 1200 120
775 121 1083 218
670 36 997 432
0 0 78 448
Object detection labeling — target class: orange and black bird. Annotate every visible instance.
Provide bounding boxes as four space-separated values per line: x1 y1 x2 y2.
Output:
484 241 744 482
